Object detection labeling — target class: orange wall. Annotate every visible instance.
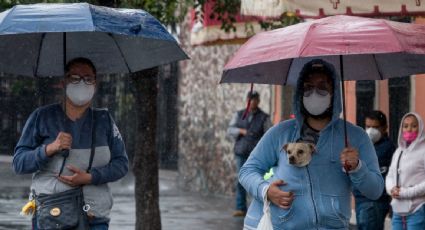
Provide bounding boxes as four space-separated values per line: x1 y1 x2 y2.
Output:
273 86 282 124
378 80 390 122
415 18 425 120
344 81 357 124
415 76 425 119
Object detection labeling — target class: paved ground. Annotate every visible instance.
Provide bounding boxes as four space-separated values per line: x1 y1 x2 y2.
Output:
0 155 391 230
0 155 243 230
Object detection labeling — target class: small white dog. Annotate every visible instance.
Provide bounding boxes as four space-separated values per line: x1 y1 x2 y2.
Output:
282 142 316 167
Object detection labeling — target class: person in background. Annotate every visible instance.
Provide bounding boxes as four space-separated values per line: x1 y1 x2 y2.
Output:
386 112 425 230
227 91 272 217
353 110 395 230
13 57 129 230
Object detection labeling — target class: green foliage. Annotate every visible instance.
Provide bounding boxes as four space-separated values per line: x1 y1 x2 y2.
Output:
258 12 301 30
10 78 35 95
121 0 195 27
197 0 239 32
194 0 300 32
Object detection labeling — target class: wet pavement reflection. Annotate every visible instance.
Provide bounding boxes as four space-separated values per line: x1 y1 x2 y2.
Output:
0 157 243 230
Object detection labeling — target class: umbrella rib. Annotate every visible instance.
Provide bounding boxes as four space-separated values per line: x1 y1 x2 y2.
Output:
372 54 384 80
34 33 46 77
283 59 293 85
108 33 132 74
297 21 316 56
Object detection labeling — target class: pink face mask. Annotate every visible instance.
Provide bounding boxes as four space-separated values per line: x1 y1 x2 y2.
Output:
403 131 418 143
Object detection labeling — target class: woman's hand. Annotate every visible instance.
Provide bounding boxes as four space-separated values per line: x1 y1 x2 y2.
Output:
391 186 400 199
267 180 294 209
46 132 72 157
57 165 92 187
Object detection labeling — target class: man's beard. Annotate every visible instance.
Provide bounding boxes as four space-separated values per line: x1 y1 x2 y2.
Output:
304 106 333 120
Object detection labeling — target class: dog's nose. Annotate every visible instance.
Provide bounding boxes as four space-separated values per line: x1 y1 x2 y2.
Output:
289 156 295 164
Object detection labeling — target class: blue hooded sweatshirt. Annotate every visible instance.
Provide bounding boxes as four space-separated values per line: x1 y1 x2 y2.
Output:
239 59 384 230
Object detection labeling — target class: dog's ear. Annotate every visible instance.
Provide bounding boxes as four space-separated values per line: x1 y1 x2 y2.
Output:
282 144 289 152
308 143 316 153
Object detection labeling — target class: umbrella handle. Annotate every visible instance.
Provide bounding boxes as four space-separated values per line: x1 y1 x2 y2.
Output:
242 83 254 120
340 55 352 175
340 55 349 148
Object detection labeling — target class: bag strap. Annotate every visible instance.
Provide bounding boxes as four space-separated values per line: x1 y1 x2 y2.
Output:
87 109 96 173
58 109 97 176
58 151 69 176
262 185 271 213
396 150 404 187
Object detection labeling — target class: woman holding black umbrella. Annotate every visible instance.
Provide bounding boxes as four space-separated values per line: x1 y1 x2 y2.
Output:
13 58 129 230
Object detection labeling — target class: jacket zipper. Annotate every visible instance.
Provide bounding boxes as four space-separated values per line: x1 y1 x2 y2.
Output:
306 166 319 229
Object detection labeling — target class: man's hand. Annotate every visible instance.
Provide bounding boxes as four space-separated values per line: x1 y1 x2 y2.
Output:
46 132 72 157
239 128 248 136
57 165 92 187
340 147 359 171
267 180 294 209
391 186 400 199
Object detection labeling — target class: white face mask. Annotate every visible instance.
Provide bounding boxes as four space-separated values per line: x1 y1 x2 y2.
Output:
366 127 382 144
303 90 331 116
66 81 95 106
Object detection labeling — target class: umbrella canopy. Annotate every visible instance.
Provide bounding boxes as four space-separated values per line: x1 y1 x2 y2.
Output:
0 3 188 77
221 15 425 85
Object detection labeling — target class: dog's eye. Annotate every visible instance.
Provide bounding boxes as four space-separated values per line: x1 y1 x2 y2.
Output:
297 150 304 155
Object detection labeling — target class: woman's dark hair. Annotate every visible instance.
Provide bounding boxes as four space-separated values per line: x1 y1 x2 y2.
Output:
365 110 387 127
65 57 96 75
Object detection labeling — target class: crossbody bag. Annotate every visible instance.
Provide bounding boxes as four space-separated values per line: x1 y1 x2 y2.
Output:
34 110 97 230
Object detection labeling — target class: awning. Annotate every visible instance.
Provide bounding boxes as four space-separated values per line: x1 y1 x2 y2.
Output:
241 0 425 18
190 1 263 45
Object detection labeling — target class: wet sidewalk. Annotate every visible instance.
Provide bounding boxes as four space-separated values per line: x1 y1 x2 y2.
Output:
0 156 243 230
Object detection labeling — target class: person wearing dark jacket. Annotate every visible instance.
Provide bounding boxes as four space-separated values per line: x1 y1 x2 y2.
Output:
227 91 272 217
353 110 396 230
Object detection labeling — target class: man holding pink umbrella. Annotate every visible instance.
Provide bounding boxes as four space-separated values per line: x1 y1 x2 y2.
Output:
239 59 383 229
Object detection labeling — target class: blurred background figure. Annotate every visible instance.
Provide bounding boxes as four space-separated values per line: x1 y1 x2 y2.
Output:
353 110 395 230
227 91 272 217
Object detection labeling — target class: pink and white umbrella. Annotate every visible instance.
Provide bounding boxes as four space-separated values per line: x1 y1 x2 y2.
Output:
221 15 425 85
221 15 425 162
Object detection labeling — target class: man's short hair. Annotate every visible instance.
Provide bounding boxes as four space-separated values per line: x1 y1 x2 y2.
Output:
247 91 260 99
65 57 97 76
365 110 387 127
